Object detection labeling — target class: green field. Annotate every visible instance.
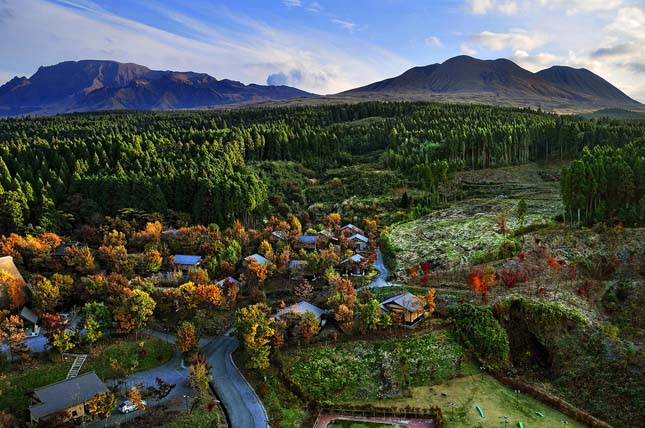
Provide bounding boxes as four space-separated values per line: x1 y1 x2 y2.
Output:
366 374 586 428
282 332 471 404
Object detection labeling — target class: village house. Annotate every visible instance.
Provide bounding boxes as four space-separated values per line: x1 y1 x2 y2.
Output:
348 233 369 252
270 230 288 242
20 306 40 337
340 253 368 276
245 253 270 266
273 301 327 328
340 224 364 235
297 235 319 250
380 292 427 326
216 276 240 288
288 259 308 278
172 254 202 273
29 372 109 424
51 241 89 258
318 229 338 243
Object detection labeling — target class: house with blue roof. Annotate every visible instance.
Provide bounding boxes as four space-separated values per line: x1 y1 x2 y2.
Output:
173 254 202 273
297 235 319 250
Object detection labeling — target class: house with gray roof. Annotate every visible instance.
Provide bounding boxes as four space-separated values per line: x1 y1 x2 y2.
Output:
273 301 327 328
216 276 240 288
245 253 270 266
29 371 109 423
340 253 368 276
340 224 364 235
20 307 41 337
380 292 427 326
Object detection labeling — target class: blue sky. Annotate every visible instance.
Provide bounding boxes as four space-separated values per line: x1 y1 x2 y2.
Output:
1 0 644 100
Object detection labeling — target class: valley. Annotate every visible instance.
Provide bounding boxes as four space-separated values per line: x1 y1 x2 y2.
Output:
0 102 642 428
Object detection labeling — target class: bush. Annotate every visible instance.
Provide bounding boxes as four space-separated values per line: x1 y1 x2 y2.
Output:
450 304 510 370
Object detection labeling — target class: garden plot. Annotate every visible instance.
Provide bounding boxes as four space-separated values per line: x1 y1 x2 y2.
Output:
389 163 563 276
282 332 468 405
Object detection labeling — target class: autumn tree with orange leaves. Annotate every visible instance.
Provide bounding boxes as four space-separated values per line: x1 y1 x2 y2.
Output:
0 271 26 310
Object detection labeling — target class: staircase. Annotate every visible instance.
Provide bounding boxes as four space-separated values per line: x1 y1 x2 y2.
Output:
65 354 88 379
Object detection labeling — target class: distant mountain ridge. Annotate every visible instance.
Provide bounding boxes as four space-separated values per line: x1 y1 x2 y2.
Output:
0 60 313 117
341 55 641 110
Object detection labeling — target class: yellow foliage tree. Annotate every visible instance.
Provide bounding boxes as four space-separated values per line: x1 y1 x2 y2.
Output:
235 304 275 370
425 288 437 316
176 321 199 355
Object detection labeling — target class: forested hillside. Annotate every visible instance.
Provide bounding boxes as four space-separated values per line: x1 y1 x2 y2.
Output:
0 102 643 235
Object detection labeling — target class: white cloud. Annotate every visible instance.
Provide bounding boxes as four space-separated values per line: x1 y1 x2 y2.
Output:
425 36 443 48
283 0 302 8
330 18 356 31
465 0 517 15
460 44 478 56
307 2 322 13
0 0 411 95
510 50 559 70
0 70 18 85
466 0 494 14
538 0 622 15
497 1 518 15
470 29 545 51
606 6 645 40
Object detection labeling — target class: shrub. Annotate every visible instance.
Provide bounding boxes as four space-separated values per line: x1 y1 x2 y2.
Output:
450 304 510 370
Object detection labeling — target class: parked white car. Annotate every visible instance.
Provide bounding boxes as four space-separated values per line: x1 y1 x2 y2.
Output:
118 400 147 414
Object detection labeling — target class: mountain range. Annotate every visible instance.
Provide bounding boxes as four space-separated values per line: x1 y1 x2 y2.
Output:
0 56 641 117
0 60 313 117
340 55 641 112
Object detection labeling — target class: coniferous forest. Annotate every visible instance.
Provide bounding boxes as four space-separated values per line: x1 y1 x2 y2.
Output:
0 102 642 235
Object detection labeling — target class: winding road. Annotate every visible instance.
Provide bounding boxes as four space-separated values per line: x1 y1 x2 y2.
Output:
357 249 396 291
202 336 269 428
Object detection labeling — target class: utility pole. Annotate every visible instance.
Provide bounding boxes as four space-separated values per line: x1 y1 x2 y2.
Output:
448 402 456 421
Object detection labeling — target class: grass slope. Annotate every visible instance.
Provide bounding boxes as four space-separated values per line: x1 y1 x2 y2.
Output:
389 163 563 275
366 374 585 428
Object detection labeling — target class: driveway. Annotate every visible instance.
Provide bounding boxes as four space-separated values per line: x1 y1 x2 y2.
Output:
92 345 192 427
358 249 398 291
202 336 269 428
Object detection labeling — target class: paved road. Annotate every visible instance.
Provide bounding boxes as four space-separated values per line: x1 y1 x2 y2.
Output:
203 336 269 428
95 348 192 427
358 249 398 291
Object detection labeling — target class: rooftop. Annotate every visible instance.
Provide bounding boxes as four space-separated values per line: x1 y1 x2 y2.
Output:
51 242 87 257
29 372 108 419
216 276 240 287
349 233 369 243
342 254 367 264
273 301 326 320
299 235 319 243
173 255 202 266
20 306 38 325
381 292 425 313
288 259 308 270
341 224 364 233
245 253 269 265
0 255 24 283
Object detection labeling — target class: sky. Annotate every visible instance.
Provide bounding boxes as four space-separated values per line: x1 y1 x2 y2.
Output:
0 0 644 101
